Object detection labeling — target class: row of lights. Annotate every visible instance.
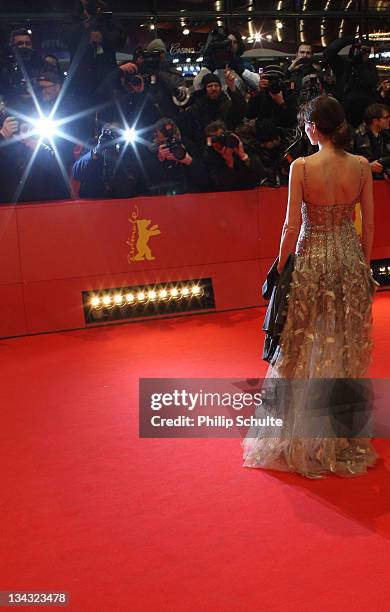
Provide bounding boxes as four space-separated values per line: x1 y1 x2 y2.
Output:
378 266 390 275
89 285 203 309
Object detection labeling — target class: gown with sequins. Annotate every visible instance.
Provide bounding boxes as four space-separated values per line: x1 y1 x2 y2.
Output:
242 157 379 478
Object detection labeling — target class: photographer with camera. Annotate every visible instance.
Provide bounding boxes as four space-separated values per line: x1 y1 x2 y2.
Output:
138 118 208 196
61 1 126 105
353 103 390 180
246 66 298 129
203 119 264 192
323 35 378 127
0 29 43 100
72 122 140 198
254 119 301 188
0 111 71 203
181 71 246 147
286 43 319 92
96 58 163 129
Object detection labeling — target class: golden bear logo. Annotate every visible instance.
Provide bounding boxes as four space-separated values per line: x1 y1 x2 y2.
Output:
127 206 161 263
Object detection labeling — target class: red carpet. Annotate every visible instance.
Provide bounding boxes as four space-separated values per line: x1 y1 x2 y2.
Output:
1 294 390 611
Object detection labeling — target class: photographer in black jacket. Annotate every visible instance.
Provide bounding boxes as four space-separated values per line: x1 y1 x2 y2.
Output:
181 71 246 147
246 66 298 129
204 119 265 191
323 35 378 127
61 0 126 105
138 117 208 196
353 103 390 180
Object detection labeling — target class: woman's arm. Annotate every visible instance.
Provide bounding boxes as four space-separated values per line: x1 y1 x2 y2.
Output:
359 156 375 266
277 158 303 273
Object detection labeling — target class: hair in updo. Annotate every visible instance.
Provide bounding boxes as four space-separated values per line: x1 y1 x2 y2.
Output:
298 95 351 150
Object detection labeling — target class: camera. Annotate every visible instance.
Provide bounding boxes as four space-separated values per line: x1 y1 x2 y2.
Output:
349 38 371 62
203 27 233 70
94 127 123 157
266 73 285 95
208 131 240 149
159 122 186 161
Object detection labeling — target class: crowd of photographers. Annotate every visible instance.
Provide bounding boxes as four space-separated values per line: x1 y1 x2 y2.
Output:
0 0 389 203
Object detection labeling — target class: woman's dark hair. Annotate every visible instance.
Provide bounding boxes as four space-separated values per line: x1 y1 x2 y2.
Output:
298 94 351 150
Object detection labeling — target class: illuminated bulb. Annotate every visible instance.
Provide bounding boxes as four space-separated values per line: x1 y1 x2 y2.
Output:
266 34 272 41
181 287 190 296
90 296 100 308
170 288 179 297
183 28 190 36
196 56 203 62
241 35 247 40
137 292 146 301
27 29 32 35
186 57 191 62
102 295 112 306
148 290 157 300
276 21 283 29
125 293 135 303
191 286 201 295
159 289 168 298
114 294 123 305
254 33 262 42
379 267 386 273
172 58 179 63
150 24 155 30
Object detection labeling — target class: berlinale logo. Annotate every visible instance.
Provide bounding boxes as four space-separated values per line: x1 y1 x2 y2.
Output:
127 205 161 263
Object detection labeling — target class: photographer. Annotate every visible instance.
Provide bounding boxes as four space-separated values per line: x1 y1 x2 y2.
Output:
72 122 139 198
0 114 70 203
181 72 246 147
142 39 188 120
0 29 43 100
61 1 126 105
246 66 298 129
203 119 265 192
376 79 390 106
96 60 163 129
138 118 208 196
323 35 378 127
286 43 318 92
254 119 302 187
353 103 390 180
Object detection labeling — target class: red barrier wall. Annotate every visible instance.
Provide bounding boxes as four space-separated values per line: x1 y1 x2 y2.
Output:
0 184 389 338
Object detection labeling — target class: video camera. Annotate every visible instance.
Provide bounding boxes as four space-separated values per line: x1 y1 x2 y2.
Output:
203 27 233 70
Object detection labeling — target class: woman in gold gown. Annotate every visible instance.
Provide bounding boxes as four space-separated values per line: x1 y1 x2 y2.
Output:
242 95 379 478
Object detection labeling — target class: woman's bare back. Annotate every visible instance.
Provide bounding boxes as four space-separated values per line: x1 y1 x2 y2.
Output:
301 151 364 206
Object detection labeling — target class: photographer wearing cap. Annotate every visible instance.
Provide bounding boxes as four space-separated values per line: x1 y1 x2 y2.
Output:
246 65 298 129
203 119 264 191
138 118 208 196
72 122 139 199
353 103 390 180
323 35 378 127
181 71 246 147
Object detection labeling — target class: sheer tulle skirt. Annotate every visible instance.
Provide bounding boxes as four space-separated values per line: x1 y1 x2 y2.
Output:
242 209 379 478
